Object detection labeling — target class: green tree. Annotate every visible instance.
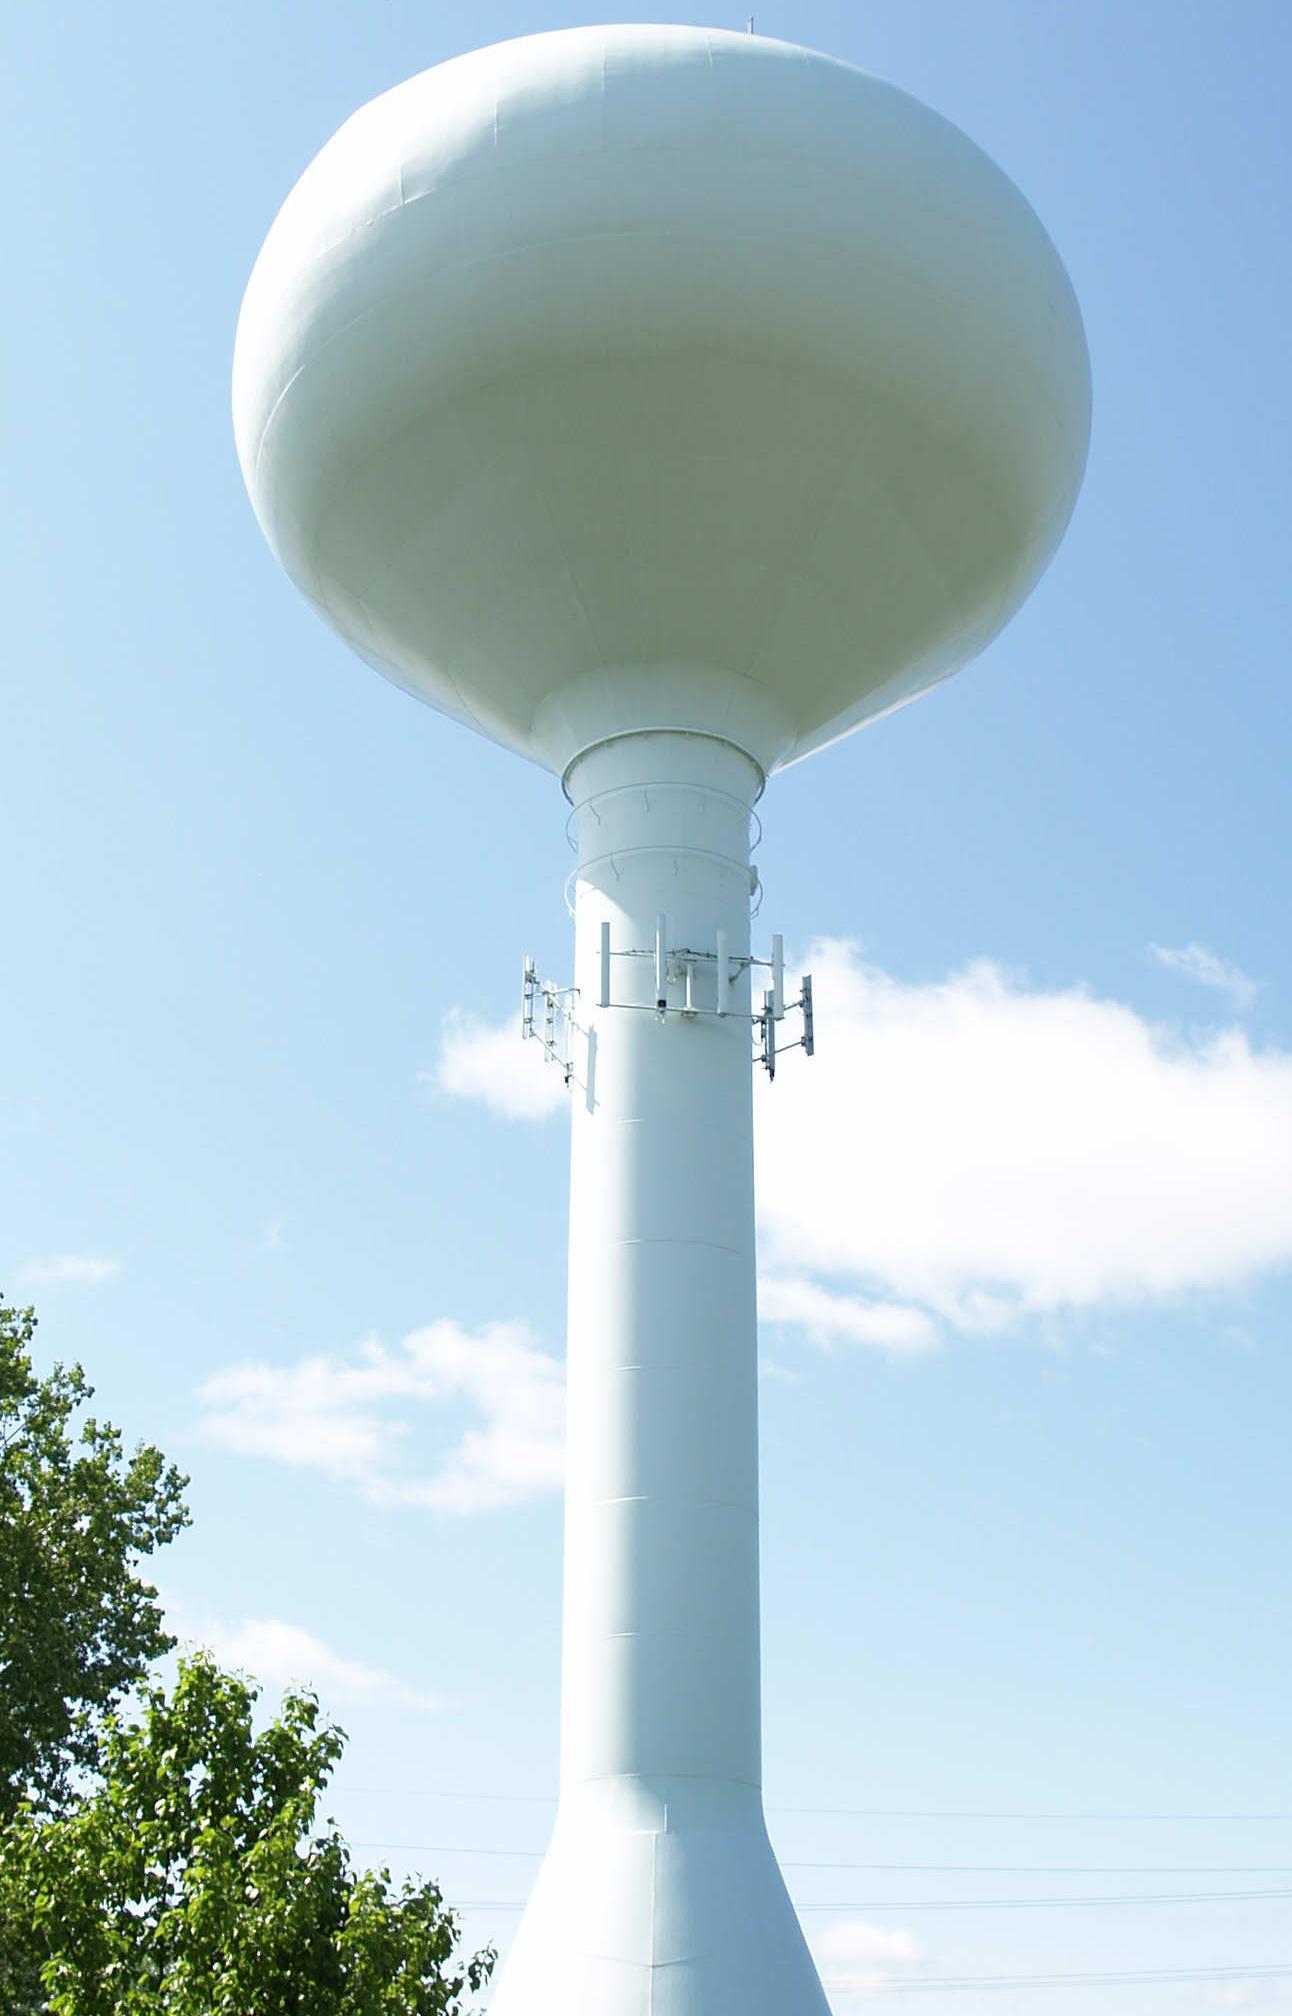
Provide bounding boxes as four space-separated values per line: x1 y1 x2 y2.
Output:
1 1654 494 2015
0 1298 189 1817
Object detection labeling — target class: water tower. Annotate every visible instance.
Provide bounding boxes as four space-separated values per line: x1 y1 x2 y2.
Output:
234 26 1088 2015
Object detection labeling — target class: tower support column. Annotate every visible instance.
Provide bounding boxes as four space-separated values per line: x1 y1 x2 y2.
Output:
490 728 829 2016
562 730 762 1803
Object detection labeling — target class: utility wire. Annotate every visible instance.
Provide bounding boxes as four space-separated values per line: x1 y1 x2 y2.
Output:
775 1805 1292 1822
783 1857 1292 1876
347 1787 555 1804
832 1961 1292 1994
443 1885 1292 1913
349 1841 1292 1875
344 1787 1292 1822
808 1885 1292 1910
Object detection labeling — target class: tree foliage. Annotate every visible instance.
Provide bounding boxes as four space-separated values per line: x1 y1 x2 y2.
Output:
0 1302 489 2011
1 1654 495 2015
0 1299 189 1817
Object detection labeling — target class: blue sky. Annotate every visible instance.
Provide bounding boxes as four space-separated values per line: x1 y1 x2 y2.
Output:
4 1 1292 2007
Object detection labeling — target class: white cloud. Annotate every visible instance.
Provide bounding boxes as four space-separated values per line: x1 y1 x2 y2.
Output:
813 1920 922 1998
171 1606 438 1712
428 942 1292 1348
199 1319 564 1515
759 1275 938 1357
756 941 1292 1341
1200 1987 1292 2011
430 1009 566 1121
19 1253 121 1287
169 1596 439 1709
1150 941 1257 1010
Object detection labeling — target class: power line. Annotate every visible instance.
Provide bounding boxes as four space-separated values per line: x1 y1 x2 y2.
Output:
774 1804 1292 1822
348 1787 554 1804
441 1885 1292 1912
344 1787 1292 1822
354 1842 539 1859
349 1842 1292 1875
340 1908 1292 1997
784 1856 1292 1875
816 1885 1292 1910
834 1962 1292 1995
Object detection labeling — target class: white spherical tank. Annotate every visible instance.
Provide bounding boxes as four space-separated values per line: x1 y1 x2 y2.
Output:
233 24 1088 778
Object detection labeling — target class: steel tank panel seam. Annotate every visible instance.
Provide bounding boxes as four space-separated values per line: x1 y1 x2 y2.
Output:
576 1497 754 1512
570 1237 750 1258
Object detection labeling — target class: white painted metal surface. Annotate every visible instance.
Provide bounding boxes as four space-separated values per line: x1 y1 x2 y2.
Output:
233 23 1090 779
233 24 1091 2014
493 730 826 2016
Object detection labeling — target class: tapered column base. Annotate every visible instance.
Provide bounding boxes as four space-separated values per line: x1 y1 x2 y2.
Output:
488 1780 831 2016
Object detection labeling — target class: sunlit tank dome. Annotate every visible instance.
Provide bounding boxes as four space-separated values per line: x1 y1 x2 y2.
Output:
233 24 1090 779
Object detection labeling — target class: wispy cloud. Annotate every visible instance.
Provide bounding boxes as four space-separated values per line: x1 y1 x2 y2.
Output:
1149 941 1257 1010
18 1253 121 1287
429 1009 566 1121
171 1606 439 1713
812 1920 922 1999
199 1319 564 1515
759 1275 938 1357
